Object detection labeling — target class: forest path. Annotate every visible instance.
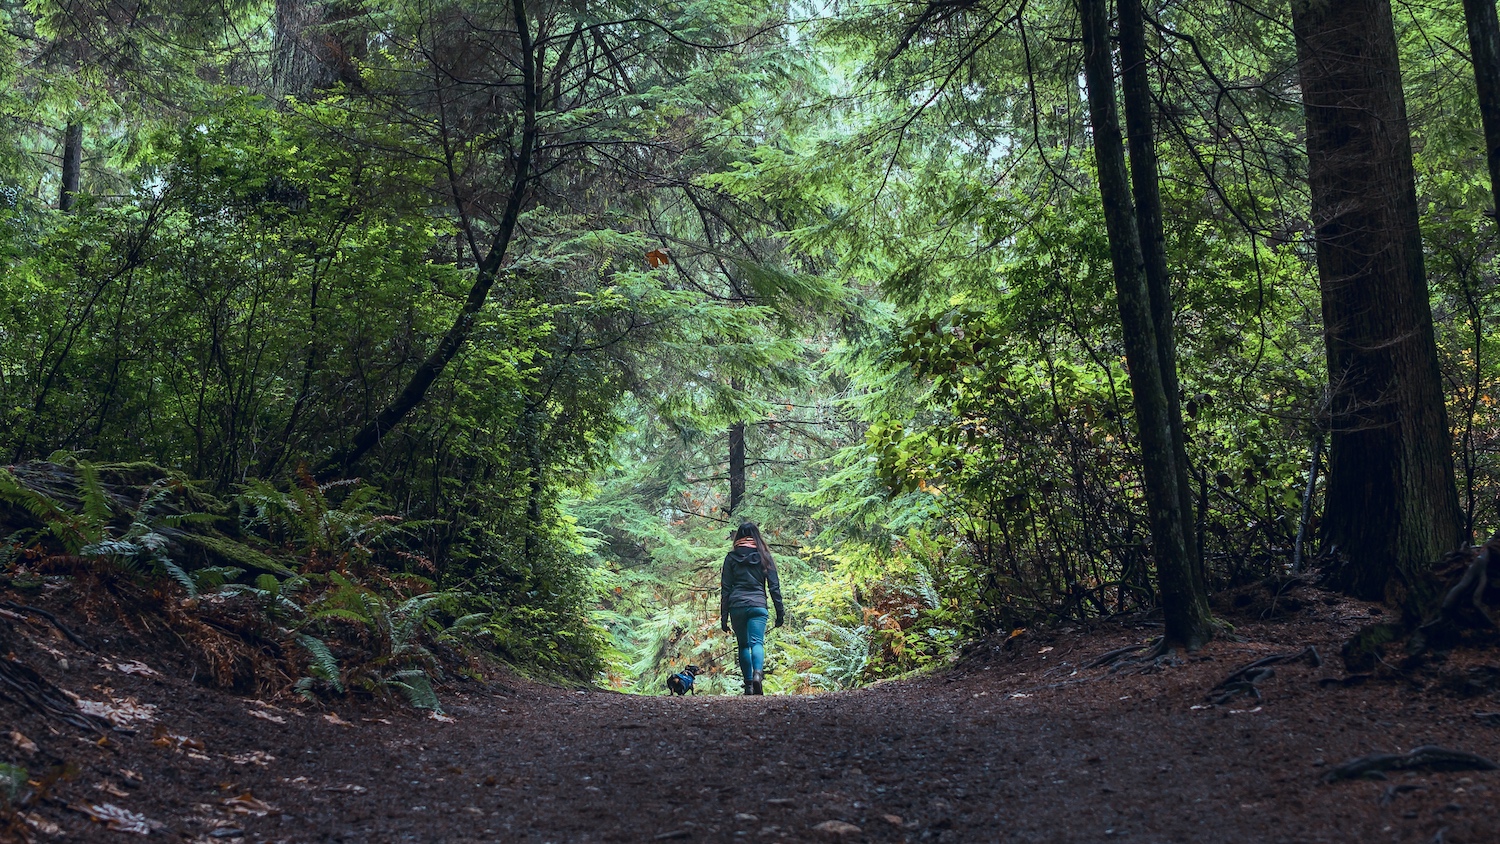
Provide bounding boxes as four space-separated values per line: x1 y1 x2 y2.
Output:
8 607 1499 842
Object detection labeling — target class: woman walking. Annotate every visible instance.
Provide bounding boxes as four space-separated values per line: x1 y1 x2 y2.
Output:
720 521 785 695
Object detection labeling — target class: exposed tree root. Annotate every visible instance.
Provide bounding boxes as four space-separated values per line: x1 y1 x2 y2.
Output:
0 654 111 733
1322 745 1498 783
1207 647 1321 705
1083 637 1197 674
0 600 90 649
1085 642 1152 668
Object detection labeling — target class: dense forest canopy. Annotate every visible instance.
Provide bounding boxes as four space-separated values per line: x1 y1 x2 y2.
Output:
3 0 1500 693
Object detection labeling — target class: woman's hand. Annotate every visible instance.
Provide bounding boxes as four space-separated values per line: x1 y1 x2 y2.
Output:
721 619 730 633
775 612 784 628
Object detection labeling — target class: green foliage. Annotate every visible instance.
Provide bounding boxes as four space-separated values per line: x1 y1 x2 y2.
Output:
296 634 344 695
7 0 1500 696
0 762 25 804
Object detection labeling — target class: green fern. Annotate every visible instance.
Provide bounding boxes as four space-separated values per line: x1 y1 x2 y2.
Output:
297 634 344 693
190 566 244 590
383 668 440 711
0 762 26 803
76 461 113 534
0 467 83 551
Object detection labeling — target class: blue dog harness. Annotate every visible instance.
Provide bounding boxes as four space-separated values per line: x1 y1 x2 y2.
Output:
669 671 696 693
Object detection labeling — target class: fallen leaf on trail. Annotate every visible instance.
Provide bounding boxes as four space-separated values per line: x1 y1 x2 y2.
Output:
811 820 862 839
75 696 157 726
119 769 143 784
116 661 159 676
73 802 156 834
247 709 286 724
228 751 275 766
223 791 279 816
323 713 354 727
428 711 456 723
8 731 38 755
322 784 367 794
24 812 63 836
153 725 207 751
95 781 131 797
187 751 212 761
882 814 904 825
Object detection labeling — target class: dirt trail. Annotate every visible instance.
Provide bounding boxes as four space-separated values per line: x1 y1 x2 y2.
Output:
5 599 1500 842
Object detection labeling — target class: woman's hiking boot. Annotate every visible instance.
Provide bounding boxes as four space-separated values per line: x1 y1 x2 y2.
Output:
752 669 764 696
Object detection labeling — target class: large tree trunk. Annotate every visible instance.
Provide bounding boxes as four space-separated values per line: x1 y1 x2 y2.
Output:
1077 0 1214 649
59 121 82 212
1117 0 1203 587
272 0 366 100
1466 0 1500 214
1291 0 1463 602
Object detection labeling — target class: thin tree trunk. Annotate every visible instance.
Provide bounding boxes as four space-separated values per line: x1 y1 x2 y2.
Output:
59 122 82 212
326 0 537 473
1077 0 1214 649
1465 0 1500 215
1292 432 1323 573
728 422 746 515
728 377 746 514
1117 0 1202 587
1291 0 1463 602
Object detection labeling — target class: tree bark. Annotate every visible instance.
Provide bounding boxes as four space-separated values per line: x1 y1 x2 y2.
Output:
1465 0 1500 215
59 121 82 212
272 0 366 100
1117 0 1202 587
326 0 536 473
1291 0 1463 601
1077 0 1214 649
728 420 746 515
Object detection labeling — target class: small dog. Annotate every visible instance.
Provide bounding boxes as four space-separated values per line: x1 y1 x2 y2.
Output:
665 665 700 696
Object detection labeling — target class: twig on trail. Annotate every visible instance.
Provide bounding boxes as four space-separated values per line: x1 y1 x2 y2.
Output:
0 600 91 649
1208 647 1321 705
0 655 112 733
1321 746 1498 783
1378 783 1423 806
1474 711 1500 726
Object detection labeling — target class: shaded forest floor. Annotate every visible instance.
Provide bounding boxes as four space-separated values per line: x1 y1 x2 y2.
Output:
4 579 1500 843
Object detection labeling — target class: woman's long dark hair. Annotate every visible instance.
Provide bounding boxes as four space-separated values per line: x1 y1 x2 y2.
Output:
732 521 775 571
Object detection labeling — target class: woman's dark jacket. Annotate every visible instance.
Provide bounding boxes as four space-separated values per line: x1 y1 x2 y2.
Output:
720 545 785 623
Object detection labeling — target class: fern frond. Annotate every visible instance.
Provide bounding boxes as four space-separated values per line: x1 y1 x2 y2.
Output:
297 634 344 692
152 551 198 597
383 668 440 711
77 461 112 532
310 607 375 625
